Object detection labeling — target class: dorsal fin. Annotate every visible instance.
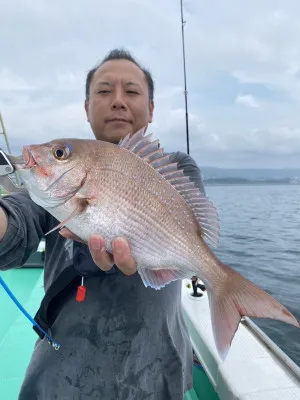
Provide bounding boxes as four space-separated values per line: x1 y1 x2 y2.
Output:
118 127 220 247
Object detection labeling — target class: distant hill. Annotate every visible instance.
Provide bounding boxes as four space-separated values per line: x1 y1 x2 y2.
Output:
200 167 300 184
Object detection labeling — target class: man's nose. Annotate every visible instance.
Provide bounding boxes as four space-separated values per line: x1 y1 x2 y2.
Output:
111 92 127 110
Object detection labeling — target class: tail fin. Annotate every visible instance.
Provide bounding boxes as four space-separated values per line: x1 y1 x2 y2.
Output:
208 263 299 360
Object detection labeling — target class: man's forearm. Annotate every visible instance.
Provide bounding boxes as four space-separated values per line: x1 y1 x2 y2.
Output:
0 193 46 270
0 207 8 241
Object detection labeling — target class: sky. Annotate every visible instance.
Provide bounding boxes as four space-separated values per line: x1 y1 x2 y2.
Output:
1 0 300 168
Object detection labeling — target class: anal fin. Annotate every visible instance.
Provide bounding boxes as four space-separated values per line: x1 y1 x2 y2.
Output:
137 266 192 290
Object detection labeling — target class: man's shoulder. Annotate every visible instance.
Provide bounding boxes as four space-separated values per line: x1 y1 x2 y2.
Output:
164 150 200 169
163 150 205 193
169 150 188 162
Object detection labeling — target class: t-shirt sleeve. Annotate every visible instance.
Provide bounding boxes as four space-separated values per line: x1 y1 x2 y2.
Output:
0 191 48 270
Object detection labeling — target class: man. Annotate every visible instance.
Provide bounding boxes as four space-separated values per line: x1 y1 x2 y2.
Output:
0 49 206 399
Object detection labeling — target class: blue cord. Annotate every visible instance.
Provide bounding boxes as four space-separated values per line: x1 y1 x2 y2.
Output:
0 275 60 349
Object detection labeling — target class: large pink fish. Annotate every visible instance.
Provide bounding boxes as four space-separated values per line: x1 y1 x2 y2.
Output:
16 128 299 359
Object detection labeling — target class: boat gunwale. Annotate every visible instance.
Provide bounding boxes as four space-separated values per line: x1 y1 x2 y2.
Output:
242 316 300 381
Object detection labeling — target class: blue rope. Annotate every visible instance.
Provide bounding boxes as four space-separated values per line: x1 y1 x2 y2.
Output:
0 275 60 349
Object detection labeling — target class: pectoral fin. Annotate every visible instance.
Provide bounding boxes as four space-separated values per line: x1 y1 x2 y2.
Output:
137 266 193 290
45 197 90 236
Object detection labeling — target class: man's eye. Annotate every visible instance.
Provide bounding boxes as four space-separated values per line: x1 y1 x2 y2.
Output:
98 90 110 94
127 90 139 95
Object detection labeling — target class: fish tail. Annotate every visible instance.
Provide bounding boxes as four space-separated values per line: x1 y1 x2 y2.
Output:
208 262 300 360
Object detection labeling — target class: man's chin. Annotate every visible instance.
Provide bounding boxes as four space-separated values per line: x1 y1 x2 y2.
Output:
96 126 133 144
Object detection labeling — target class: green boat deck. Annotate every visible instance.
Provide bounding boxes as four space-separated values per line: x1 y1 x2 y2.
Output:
0 268 218 399
0 268 43 399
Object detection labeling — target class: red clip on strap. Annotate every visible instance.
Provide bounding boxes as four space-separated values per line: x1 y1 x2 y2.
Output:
76 277 86 302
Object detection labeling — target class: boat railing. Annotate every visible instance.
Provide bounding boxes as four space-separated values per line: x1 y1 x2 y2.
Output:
242 316 300 381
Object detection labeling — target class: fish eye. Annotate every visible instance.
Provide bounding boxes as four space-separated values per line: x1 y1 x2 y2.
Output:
53 144 72 160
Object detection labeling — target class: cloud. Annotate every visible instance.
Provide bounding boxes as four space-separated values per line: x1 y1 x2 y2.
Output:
1 0 300 167
235 94 260 108
0 69 35 91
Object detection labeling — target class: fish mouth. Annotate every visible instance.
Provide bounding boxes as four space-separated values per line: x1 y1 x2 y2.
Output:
22 147 37 169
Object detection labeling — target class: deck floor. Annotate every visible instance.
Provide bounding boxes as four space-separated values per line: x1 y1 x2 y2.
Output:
0 269 44 399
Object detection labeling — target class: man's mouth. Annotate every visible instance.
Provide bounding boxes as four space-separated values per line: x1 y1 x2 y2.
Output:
106 118 131 123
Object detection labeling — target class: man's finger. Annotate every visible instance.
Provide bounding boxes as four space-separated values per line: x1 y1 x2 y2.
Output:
112 237 137 276
88 234 114 272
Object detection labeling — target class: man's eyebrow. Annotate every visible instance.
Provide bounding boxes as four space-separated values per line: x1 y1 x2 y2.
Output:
126 81 140 87
97 81 112 86
96 81 141 88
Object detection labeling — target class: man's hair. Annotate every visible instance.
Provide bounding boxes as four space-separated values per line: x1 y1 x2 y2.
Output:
85 48 154 102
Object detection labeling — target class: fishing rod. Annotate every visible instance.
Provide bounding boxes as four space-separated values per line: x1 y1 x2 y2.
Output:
180 0 190 155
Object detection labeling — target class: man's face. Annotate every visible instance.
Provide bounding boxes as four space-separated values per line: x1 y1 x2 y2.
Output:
85 59 154 143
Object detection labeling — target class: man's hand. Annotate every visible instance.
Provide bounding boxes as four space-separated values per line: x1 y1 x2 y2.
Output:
0 207 8 241
59 228 137 276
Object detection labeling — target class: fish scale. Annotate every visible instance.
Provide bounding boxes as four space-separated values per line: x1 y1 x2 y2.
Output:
16 127 299 361
86 171 194 269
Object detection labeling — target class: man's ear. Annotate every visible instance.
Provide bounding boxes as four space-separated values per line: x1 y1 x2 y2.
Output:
148 100 154 123
84 100 89 122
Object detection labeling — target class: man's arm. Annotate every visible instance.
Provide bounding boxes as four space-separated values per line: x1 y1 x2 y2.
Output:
0 192 48 270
